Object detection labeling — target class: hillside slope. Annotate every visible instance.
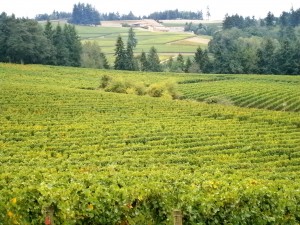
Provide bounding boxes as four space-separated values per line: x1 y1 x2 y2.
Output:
0 64 300 224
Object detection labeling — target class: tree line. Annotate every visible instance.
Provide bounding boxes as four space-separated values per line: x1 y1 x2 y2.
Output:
35 4 203 24
181 8 300 75
146 9 203 20
35 11 71 21
68 3 101 25
0 13 81 65
0 12 112 69
223 8 300 29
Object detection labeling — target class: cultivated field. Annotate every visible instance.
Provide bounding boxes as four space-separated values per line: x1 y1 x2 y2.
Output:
178 74 300 112
1 63 300 224
79 26 204 63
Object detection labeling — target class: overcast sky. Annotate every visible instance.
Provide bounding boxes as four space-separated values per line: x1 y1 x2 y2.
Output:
1 0 300 20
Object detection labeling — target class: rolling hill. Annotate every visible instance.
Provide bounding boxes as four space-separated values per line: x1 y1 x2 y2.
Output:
0 63 299 224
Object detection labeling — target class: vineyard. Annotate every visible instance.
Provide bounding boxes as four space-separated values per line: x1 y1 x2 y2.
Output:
178 74 300 112
0 63 300 224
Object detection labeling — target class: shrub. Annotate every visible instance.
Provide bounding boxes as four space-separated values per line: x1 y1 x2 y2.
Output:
105 79 127 93
164 81 180 99
147 83 165 97
99 75 180 100
99 75 112 89
134 82 147 95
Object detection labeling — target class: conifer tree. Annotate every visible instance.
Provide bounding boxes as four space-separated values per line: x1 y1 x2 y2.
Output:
176 53 185 72
114 35 126 70
125 28 138 71
140 51 148 71
125 41 135 70
185 57 192 73
257 38 276 74
128 27 137 48
43 20 57 65
194 46 209 72
63 24 82 66
53 24 69 66
147 47 162 72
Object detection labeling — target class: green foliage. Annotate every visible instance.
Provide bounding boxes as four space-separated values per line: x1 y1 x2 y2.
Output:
184 22 220 35
194 46 210 73
98 75 179 99
99 75 112 89
204 7 300 75
0 13 52 64
0 15 82 67
207 25 300 75
223 14 257 29
256 38 277 74
81 41 109 69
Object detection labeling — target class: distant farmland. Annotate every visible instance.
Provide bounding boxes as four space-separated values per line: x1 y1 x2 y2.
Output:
41 19 214 64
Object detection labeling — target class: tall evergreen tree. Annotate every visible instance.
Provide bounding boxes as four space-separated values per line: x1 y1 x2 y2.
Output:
166 56 174 71
147 47 162 72
53 24 69 66
140 51 148 71
176 53 185 72
127 27 137 48
185 57 192 73
125 42 135 71
43 20 57 65
194 46 209 72
114 35 126 70
257 38 276 74
265 11 275 27
63 24 82 66
123 28 138 71
0 13 13 62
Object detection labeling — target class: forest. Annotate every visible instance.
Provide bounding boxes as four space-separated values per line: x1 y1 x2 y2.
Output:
0 13 81 66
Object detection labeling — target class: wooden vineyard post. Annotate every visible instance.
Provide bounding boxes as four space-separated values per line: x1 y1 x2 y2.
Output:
173 209 183 225
44 206 54 225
